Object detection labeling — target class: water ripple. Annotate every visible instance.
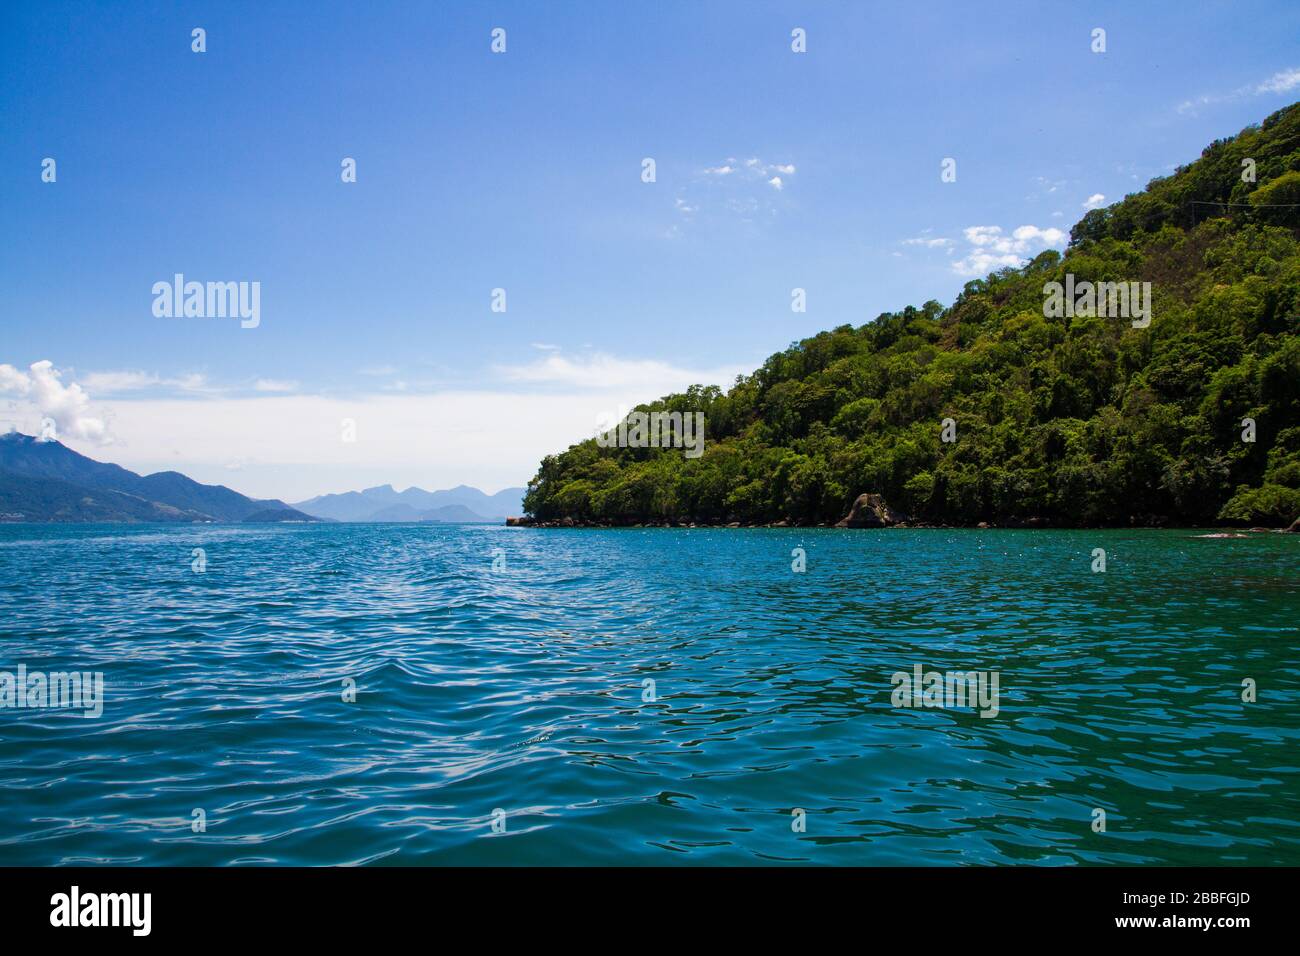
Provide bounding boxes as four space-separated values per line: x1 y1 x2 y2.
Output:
0 523 1296 865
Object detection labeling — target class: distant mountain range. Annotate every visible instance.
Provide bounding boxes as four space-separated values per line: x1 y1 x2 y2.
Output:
292 484 524 523
0 431 524 525
0 432 314 523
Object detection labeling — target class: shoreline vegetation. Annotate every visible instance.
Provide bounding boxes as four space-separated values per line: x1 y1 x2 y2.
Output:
505 508 1300 533
506 521 1298 533
520 106 1300 532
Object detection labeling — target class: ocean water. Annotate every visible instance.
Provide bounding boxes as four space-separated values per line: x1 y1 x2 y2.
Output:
0 522 1296 866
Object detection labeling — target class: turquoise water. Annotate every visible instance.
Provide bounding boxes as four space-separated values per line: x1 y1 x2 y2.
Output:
0 523 1295 865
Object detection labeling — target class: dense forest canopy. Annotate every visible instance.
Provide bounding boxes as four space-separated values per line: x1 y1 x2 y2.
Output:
524 104 1300 527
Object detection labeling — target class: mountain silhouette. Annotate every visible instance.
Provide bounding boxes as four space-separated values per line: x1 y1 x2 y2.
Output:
0 432 314 523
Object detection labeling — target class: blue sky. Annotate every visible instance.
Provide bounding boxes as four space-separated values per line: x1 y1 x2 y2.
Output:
2 1 1298 499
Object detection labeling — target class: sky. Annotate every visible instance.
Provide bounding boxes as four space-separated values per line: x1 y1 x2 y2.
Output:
2 0 1298 501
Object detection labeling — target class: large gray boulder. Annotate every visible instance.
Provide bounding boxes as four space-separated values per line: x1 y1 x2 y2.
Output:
835 493 908 528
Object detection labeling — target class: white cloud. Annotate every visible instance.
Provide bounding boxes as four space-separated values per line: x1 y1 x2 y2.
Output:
963 224 1066 252
494 351 745 392
78 370 159 392
950 224 1066 277
109 392 595 501
1176 94 1213 116
701 156 796 184
0 360 112 444
0 365 31 393
952 250 1027 276
253 379 298 393
79 370 210 394
903 237 954 248
963 225 1003 248
1014 225 1066 244
1255 67 1300 95
1177 65 1300 114
1082 193 1106 211
673 155 796 231
753 159 795 180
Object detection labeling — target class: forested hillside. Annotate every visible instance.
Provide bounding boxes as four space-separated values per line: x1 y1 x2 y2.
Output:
524 104 1300 527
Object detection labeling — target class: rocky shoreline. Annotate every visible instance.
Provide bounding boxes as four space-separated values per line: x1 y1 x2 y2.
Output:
506 493 1300 533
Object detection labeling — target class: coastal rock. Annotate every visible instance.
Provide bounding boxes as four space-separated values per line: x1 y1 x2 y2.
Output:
834 493 908 529
505 516 534 527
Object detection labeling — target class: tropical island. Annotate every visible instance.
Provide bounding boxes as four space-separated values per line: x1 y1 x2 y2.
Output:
519 105 1300 530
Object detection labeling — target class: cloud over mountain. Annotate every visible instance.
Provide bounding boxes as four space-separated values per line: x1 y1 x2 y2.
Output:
0 360 111 444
